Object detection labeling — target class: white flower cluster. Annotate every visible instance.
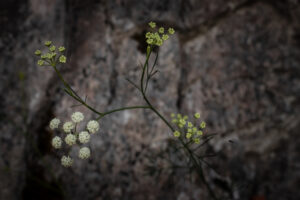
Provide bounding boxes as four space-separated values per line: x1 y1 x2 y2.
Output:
63 121 74 133
78 147 91 159
49 111 100 167
71 111 84 123
79 131 90 144
61 155 73 167
49 118 60 130
87 120 99 134
52 136 62 149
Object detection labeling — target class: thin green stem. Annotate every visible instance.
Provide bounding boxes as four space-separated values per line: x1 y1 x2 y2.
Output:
96 106 150 120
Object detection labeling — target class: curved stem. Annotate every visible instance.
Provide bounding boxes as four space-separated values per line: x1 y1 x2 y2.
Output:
96 106 150 120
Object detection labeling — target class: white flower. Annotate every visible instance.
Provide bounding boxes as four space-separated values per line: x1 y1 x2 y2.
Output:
87 120 99 134
78 131 90 144
51 136 62 149
78 147 91 159
63 121 74 133
61 155 73 167
49 118 60 130
71 112 84 123
65 134 76 146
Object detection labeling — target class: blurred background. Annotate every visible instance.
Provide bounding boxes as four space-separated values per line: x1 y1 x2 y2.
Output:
0 0 300 199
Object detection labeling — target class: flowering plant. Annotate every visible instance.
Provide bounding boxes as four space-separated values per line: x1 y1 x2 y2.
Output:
35 22 219 199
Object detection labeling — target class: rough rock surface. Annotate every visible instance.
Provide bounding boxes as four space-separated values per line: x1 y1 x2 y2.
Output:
0 0 300 200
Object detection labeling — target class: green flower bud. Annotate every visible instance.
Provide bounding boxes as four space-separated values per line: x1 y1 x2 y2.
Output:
173 131 180 137
200 121 206 129
194 112 200 119
37 60 44 66
168 28 175 35
196 130 203 136
44 41 52 47
158 27 164 34
145 32 152 38
35 50 41 56
58 46 65 52
147 38 153 45
194 138 200 144
186 132 192 139
59 55 66 63
149 21 156 28
49 45 56 52
162 34 169 41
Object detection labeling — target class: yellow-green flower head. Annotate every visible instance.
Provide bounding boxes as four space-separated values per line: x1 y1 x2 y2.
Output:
79 147 91 159
192 127 198 133
65 134 76 146
59 55 66 63
63 121 74 133
58 46 65 52
52 136 62 149
145 32 152 38
49 45 56 52
49 118 60 130
78 131 90 144
172 119 178 124
197 130 203 136
41 54 47 59
170 113 175 118
45 41 52 47
178 123 184 128
45 53 52 59
187 122 193 128
186 132 192 139
168 28 175 35
194 138 200 144
177 114 182 118
61 155 73 167
87 120 99 134
146 38 154 45
183 115 188 120
187 128 192 133
71 111 84 123
200 121 206 129
37 60 44 66
179 119 186 125
35 50 41 56
158 27 164 34
194 112 200 119
50 52 56 59
156 39 163 46
173 131 180 137
149 21 156 28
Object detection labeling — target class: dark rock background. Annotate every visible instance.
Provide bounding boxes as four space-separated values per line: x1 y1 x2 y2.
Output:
0 0 300 199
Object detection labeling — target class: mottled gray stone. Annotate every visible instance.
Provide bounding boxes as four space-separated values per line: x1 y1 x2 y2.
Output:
0 0 300 200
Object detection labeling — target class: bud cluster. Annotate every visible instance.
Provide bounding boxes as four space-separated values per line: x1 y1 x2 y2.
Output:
145 21 175 47
171 112 206 144
34 41 66 67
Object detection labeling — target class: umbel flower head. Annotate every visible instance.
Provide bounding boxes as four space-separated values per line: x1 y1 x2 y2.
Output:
52 136 62 149
63 121 74 133
49 118 60 130
34 41 67 67
61 155 73 167
171 112 206 144
145 21 175 47
65 134 76 146
49 112 100 167
71 111 84 123
79 147 91 159
78 131 90 144
87 120 99 134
